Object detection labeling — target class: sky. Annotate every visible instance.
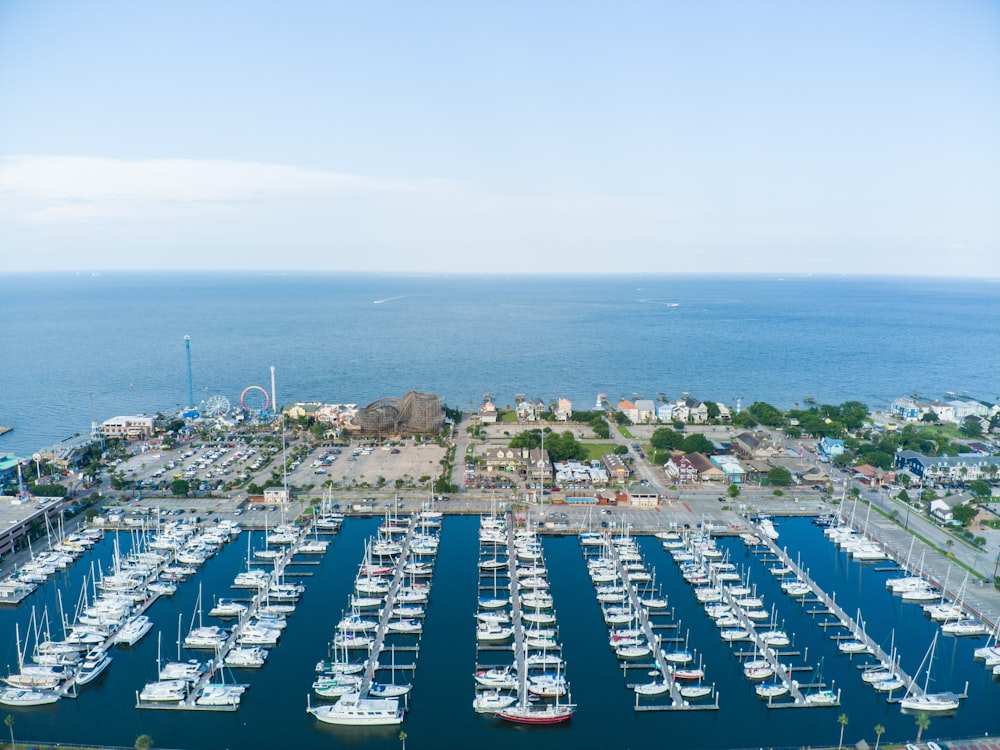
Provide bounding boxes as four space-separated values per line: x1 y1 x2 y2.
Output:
1 1 998 275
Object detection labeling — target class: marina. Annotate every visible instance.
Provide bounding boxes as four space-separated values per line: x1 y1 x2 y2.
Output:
0 513 995 749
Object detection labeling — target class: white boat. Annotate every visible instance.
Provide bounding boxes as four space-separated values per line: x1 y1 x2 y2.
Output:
75 649 112 685
758 517 779 540
941 619 987 637
804 689 838 705
368 681 412 697
225 646 268 669
473 688 517 713
307 693 403 726
634 680 671 696
195 683 247 707
0 687 60 706
756 682 789 699
476 623 513 642
209 598 248 619
474 666 517 690
312 674 362 698
899 632 961 713
679 684 713 699
115 615 153 647
139 678 188 703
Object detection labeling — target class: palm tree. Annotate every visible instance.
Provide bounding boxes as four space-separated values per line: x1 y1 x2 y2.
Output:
5 714 14 750
873 723 885 750
915 712 930 743
135 734 153 750
398 730 408 750
837 713 849 750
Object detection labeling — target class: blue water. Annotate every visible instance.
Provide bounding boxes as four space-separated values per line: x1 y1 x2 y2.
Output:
2 272 999 456
0 517 997 749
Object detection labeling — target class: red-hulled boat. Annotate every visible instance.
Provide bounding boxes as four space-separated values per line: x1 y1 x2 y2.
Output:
496 702 575 724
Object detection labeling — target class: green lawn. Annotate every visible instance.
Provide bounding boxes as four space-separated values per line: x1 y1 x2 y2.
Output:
581 443 615 461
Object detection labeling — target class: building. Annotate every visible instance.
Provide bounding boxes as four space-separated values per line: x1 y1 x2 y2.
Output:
634 399 656 423
819 437 845 458
664 454 698 484
101 416 155 440
602 454 629 483
617 400 639 424
731 431 784 460
624 487 660 507
263 488 291 504
478 401 498 424
711 454 746 484
554 460 608 486
481 446 551 477
555 398 572 421
685 452 725 482
895 450 1000 484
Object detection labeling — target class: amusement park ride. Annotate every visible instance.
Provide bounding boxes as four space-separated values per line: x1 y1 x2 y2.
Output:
182 335 278 423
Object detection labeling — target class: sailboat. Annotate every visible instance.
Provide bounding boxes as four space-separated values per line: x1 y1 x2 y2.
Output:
899 632 961 713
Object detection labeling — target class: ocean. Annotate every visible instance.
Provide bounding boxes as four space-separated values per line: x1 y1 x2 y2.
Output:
2 272 999 457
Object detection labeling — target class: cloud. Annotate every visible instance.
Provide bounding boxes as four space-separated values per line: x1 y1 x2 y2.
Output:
0 155 452 223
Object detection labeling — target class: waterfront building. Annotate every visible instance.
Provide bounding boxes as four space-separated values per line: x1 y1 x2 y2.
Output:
477 401 498 423
634 399 656 423
617 399 639 423
101 416 154 440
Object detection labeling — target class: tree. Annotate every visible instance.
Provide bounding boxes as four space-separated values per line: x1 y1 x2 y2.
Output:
680 434 715 455
746 401 785 427
969 479 991 500
135 735 154 750
398 730 407 750
921 411 938 423
171 478 190 497
650 427 685 451
705 401 720 419
951 503 977 526
837 712 849 750
767 466 793 486
873 723 885 750
915 712 930 743
727 483 740 499
897 489 910 503
960 417 983 438
5 714 13 750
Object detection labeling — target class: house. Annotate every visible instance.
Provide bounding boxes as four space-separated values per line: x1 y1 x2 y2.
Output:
656 403 674 422
664 454 698 484
715 403 732 422
101 416 155 440
819 437 845 458
482 446 551 476
889 396 956 423
635 399 656 423
602 454 629 482
478 401 498 424
710 454 746 484
853 464 894 487
768 456 830 485
555 398 572 422
685 452 725 482
731 431 783 460
683 398 709 424
618 400 639 424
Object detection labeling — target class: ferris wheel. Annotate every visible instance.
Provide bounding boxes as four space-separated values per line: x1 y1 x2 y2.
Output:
204 394 231 417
